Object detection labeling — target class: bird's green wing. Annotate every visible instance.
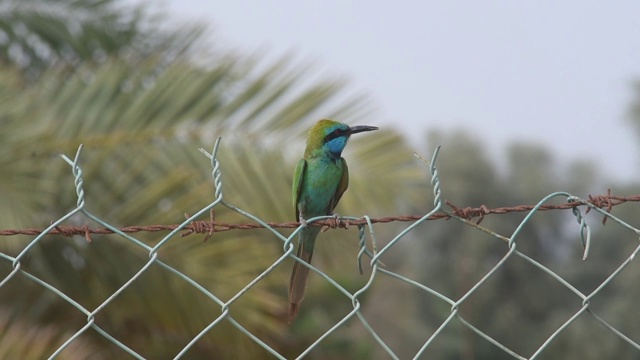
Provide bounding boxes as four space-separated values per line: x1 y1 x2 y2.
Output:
330 157 349 210
293 159 307 220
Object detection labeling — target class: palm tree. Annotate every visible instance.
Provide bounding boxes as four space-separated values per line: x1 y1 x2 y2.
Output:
0 0 202 80
0 0 425 358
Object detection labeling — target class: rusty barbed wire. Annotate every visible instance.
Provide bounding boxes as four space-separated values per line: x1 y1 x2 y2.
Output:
2 191 637 241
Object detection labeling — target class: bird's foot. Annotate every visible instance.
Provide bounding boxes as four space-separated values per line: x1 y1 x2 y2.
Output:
322 213 344 232
298 215 308 227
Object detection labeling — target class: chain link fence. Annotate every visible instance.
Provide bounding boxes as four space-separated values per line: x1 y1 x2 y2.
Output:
1 140 639 359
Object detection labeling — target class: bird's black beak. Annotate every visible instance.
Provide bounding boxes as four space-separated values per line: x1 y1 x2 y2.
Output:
348 125 378 135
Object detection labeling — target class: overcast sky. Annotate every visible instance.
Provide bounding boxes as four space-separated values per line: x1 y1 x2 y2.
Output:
162 0 640 182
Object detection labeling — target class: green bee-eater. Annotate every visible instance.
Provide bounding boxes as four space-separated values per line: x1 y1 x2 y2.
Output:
289 119 378 321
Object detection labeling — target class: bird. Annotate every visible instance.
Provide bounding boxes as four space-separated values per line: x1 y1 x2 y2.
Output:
289 119 378 321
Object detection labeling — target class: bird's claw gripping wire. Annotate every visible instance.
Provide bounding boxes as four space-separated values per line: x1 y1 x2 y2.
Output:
322 213 343 232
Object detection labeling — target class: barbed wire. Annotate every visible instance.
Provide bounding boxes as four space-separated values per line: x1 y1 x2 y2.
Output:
2 192 637 241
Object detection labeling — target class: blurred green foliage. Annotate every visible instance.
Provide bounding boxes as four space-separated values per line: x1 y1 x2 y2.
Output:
1 1 639 359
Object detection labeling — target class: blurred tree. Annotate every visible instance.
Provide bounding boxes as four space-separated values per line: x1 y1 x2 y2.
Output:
0 0 424 358
386 129 640 360
0 0 202 80
629 81 640 151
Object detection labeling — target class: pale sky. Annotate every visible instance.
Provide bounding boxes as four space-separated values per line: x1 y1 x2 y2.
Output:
161 0 640 182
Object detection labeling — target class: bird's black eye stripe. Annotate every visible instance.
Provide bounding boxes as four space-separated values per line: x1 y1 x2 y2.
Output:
324 129 346 143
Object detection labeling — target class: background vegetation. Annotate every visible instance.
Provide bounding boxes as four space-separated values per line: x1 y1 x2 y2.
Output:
1 0 639 358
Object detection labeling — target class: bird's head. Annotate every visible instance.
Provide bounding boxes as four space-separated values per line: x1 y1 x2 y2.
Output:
304 119 378 159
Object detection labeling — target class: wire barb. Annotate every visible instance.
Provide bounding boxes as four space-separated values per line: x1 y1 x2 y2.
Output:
2 192 639 239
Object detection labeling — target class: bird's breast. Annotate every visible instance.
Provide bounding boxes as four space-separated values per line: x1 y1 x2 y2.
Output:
298 157 344 218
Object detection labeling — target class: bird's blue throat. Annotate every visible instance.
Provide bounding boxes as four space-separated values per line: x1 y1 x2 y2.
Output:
325 136 349 159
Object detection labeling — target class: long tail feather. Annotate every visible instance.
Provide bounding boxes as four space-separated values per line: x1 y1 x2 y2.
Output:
288 228 318 322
